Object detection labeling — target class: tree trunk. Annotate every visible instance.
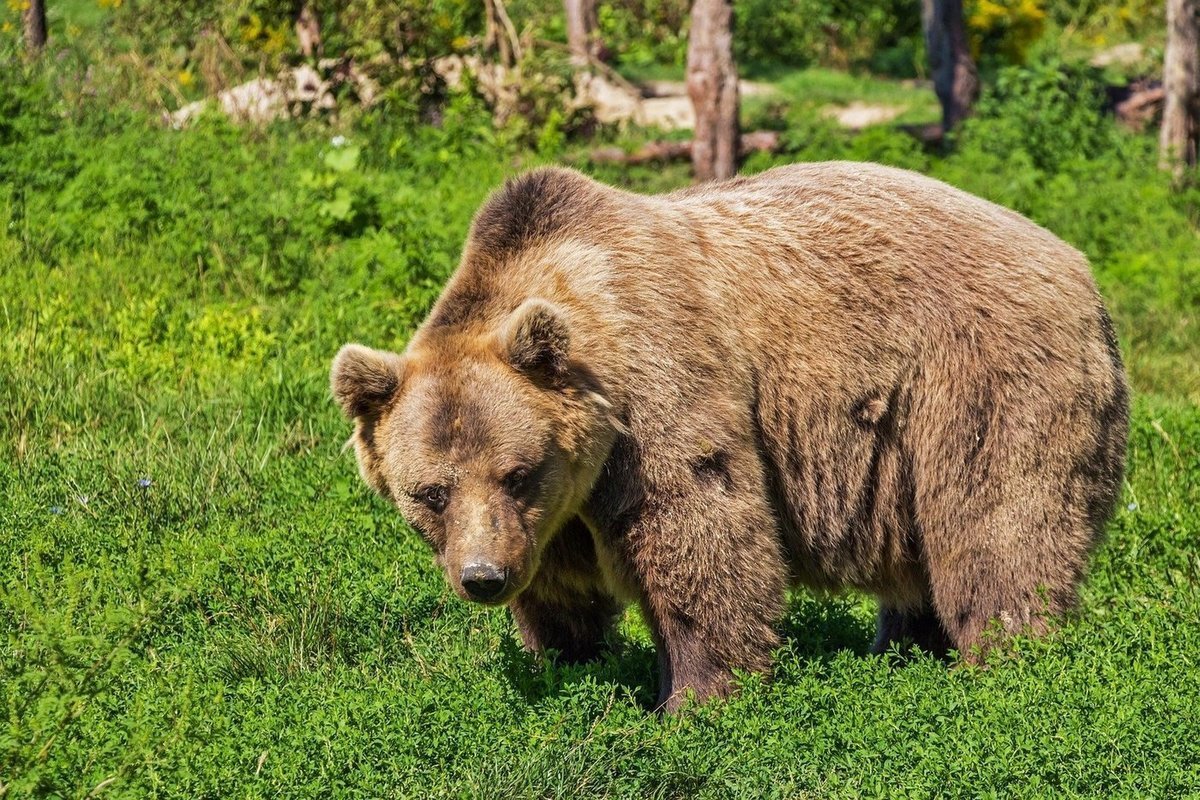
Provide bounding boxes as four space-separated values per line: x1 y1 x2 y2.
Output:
565 0 602 66
484 0 521 69
294 3 322 60
686 0 738 182
23 0 48 54
1160 0 1200 173
921 0 979 131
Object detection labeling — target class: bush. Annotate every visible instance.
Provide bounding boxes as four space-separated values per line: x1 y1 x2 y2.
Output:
953 60 1116 174
736 0 924 75
967 0 1048 66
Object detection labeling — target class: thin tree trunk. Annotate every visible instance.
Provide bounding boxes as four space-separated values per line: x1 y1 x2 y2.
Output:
922 0 979 131
565 0 602 66
585 0 601 60
484 0 521 68
294 3 322 60
23 0 48 54
686 0 738 182
1160 0 1200 173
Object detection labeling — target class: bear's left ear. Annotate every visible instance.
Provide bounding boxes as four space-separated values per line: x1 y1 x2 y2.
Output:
495 298 571 381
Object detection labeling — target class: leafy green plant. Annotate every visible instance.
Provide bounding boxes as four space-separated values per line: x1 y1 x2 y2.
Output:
298 140 383 237
955 60 1116 174
735 0 924 75
967 0 1048 65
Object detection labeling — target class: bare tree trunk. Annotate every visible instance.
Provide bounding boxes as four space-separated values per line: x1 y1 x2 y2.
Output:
687 0 738 182
23 0 48 54
294 3 322 60
484 0 521 68
584 0 602 61
922 0 979 131
1160 0 1200 173
565 0 603 66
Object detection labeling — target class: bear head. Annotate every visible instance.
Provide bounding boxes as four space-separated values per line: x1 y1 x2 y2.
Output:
331 298 620 606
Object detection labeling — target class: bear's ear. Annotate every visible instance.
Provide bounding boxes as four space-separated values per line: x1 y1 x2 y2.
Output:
331 343 406 419
496 298 571 381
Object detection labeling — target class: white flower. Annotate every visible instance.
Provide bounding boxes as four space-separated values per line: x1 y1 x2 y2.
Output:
331 135 347 148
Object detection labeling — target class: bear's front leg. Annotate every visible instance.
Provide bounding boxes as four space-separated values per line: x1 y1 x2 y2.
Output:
626 484 787 712
509 517 622 664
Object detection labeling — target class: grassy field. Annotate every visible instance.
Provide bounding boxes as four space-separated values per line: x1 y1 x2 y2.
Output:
3 61 1200 797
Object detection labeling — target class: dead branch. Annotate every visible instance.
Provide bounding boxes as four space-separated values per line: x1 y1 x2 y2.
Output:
587 130 780 165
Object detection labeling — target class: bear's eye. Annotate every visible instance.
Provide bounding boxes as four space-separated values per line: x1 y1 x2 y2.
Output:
414 484 449 513
503 467 532 496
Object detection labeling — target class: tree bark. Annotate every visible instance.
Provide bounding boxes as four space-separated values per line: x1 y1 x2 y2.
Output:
686 0 738 182
565 0 602 66
921 0 979 131
294 3 322 60
484 0 521 69
23 0 48 54
1160 0 1200 173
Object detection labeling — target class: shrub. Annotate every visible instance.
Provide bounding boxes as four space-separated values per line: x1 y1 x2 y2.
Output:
967 0 1047 65
953 60 1116 174
736 0 924 75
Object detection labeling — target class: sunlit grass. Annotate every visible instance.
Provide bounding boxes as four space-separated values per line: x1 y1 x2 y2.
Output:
2 65 1199 796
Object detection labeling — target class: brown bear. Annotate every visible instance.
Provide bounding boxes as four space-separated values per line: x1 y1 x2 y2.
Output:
331 162 1129 711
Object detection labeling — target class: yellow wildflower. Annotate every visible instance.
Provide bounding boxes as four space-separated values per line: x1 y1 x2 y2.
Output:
263 23 288 54
240 12 263 43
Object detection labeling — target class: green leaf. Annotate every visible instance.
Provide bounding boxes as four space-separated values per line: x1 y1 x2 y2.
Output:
323 144 361 174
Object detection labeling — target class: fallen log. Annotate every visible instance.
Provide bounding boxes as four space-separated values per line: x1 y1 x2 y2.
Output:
588 130 781 165
896 121 945 146
1111 84 1164 132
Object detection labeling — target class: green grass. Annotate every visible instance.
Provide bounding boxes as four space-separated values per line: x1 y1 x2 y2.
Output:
3 64 1200 797
756 67 940 126
611 64 942 131
49 0 109 36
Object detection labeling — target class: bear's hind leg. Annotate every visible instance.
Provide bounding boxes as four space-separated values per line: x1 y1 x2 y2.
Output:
922 522 1078 663
921 501 1084 662
910 366 1111 662
916 456 1094 661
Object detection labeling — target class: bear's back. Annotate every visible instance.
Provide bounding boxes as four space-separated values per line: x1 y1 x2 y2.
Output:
662 161 1092 310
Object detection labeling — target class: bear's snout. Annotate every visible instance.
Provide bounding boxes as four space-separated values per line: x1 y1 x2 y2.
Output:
460 562 509 603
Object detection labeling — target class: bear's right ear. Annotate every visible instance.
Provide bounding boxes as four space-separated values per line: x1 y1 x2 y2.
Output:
330 344 406 419
495 298 572 381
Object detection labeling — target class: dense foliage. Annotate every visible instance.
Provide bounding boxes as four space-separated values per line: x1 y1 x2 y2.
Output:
0 0 1168 108
2 1 1199 796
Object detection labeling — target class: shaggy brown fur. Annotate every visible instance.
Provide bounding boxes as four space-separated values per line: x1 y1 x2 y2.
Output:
331 163 1129 712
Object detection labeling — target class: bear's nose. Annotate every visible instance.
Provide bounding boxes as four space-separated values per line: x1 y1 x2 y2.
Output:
460 563 508 602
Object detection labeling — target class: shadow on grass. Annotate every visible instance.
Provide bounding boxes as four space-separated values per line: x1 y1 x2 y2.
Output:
498 592 880 710
777 593 878 659
498 631 660 709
